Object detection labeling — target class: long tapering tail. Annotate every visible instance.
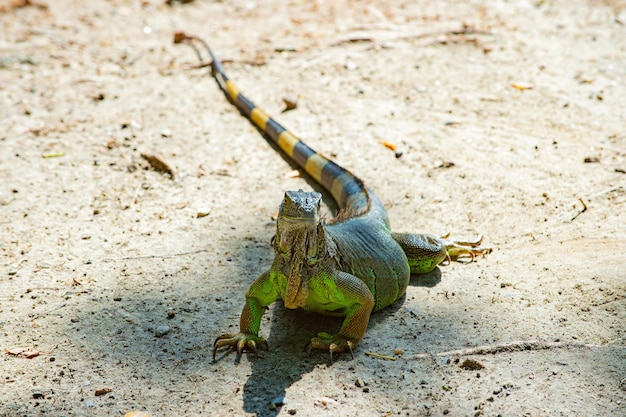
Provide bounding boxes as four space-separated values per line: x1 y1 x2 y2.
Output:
177 33 369 214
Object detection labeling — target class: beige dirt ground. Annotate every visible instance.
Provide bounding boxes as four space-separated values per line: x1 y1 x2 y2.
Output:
1 0 625 416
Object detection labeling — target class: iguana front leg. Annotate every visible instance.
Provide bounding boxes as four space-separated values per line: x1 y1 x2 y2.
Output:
308 271 374 359
213 271 278 362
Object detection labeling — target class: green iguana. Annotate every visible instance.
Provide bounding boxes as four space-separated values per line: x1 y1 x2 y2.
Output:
178 34 490 361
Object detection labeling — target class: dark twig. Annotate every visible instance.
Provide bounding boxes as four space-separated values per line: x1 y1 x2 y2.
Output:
410 340 613 359
105 249 208 262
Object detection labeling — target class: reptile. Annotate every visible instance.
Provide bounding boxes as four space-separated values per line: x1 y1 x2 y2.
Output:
177 34 490 361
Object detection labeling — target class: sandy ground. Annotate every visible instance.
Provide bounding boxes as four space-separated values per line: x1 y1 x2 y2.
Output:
1 0 625 416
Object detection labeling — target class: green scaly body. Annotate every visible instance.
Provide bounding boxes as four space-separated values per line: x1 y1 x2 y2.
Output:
187 36 490 360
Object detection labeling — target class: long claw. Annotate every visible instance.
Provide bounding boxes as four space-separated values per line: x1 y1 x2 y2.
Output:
440 233 491 262
310 332 359 362
212 332 268 363
213 334 235 361
236 338 246 362
248 340 258 357
346 341 354 360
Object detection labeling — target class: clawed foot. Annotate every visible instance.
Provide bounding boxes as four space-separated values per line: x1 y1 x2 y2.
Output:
213 332 268 363
440 233 492 263
306 332 358 362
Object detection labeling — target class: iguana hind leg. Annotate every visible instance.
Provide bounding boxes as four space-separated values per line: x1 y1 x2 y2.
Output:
392 232 491 274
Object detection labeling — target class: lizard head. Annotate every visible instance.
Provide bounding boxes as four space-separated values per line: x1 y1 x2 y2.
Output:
279 189 322 221
275 190 331 308
276 190 326 263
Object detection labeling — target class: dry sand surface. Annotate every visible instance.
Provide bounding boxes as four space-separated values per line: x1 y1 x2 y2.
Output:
1 0 625 416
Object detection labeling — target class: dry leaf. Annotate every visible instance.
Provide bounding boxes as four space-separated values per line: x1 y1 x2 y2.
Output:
95 387 112 396
124 412 151 417
5 347 41 359
460 358 485 370
512 83 534 91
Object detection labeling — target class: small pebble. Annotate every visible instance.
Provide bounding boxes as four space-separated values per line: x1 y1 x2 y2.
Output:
345 60 357 70
270 396 286 406
160 128 172 138
154 325 170 337
314 396 338 407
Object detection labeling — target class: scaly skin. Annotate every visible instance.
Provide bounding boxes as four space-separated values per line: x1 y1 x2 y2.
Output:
176 34 490 362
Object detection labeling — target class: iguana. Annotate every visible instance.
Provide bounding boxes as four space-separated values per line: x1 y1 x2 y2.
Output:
177 34 490 361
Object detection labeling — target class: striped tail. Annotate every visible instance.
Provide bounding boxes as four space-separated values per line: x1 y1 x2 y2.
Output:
203 42 369 215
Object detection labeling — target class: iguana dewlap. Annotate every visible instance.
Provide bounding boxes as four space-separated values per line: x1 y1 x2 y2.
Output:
182 36 490 361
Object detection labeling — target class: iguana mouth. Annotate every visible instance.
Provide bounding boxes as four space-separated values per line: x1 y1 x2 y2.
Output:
279 215 320 225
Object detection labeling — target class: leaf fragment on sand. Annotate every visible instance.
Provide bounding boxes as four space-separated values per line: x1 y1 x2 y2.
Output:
379 141 397 151
42 152 65 158
282 96 298 112
124 412 151 417
512 83 534 91
196 208 211 218
460 358 485 370
140 152 176 177
364 351 397 361
95 387 112 396
5 347 41 359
